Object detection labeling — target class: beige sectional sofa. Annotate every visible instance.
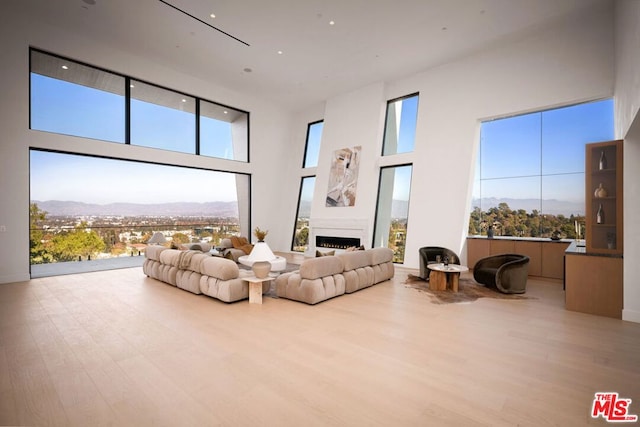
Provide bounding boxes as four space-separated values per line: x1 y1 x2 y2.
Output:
143 245 269 302
275 247 395 304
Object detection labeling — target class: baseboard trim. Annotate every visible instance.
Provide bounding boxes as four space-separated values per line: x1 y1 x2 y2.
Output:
0 272 30 285
622 308 640 324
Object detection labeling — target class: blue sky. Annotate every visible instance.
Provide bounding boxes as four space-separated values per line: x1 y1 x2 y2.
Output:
30 72 243 204
31 69 613 212
30 150 240 204
474 99 614 213
388 95 417 200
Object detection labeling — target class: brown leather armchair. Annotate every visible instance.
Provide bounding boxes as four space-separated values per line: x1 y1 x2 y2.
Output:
418 246 460 280
473 254 530 294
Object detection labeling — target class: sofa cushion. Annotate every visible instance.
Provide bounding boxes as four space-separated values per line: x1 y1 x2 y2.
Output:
200 256 240 280
159 249 181 267
338 250 370 271
369 247 394 265
299 256 343 280
343 267 375 293
315 250 335 257
145 245 168 261
275 273 346 305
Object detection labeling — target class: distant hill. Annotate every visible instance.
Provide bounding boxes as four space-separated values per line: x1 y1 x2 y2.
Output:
471 197 584 216
32 200 239 217
32 197 583 219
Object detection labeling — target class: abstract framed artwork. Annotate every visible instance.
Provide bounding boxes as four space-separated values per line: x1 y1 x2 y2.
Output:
326 145 361 207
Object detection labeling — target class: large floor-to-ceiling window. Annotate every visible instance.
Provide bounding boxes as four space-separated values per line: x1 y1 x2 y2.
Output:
291 121 323 252
29 48 252 273
373 164 413 263
29 150 250 265
373 93 418 262
470 99 614 238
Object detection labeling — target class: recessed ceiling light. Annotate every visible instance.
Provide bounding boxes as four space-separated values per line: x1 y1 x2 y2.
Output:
441 26 448 31
223 110 228 114
181 99 187 103
277 50 283 55
243 68 252 73
61 65 69 70
329 20 335 26
130 84 135 88
210 13 216 18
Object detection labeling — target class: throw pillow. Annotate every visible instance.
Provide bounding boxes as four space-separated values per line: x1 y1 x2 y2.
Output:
316 250 335 257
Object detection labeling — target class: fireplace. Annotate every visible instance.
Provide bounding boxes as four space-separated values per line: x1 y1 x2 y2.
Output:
308 218 368 255
316 236 361 250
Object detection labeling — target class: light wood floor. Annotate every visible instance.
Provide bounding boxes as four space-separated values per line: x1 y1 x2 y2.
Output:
1 264 639 426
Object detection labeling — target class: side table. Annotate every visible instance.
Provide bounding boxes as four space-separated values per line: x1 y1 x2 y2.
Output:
244 276 272 304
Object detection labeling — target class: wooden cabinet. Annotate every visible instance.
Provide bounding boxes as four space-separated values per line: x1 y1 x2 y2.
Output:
565 251 623 318
564 140 624 318
541 242 568 280
585 140 623 255
514 240 542 277
467 238 490 268
466 237 569 280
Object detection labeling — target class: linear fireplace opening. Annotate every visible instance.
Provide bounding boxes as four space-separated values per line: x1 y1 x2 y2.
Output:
316 236 361 250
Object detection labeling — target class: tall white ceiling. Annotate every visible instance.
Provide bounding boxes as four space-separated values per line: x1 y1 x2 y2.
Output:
8 0 612 110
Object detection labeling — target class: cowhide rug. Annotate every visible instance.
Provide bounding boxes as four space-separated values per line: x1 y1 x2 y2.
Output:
404 274 535 305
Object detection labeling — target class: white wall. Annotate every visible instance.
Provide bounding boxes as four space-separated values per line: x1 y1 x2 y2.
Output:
311 83 387 235
614 0 640 323
614 0 640 138
0 8 292 283
310 2 614 271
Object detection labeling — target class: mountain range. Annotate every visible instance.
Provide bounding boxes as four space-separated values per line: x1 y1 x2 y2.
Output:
32 200 239 217
32 197 583 218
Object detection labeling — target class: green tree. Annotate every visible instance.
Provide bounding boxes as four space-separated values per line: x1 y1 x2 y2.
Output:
51 223 106 261
295 226 309 248
171 232 190 244
29 202 54 264
468 203 584 239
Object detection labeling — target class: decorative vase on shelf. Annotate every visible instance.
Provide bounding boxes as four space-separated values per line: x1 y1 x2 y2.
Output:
596 203 605 224
594 183 608 198
599 150 607 170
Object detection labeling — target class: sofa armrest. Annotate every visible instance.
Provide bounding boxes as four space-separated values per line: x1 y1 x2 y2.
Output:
495 256 529 290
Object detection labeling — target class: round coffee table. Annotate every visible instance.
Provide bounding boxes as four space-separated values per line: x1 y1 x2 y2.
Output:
237 255 287 272
427 264 469 292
